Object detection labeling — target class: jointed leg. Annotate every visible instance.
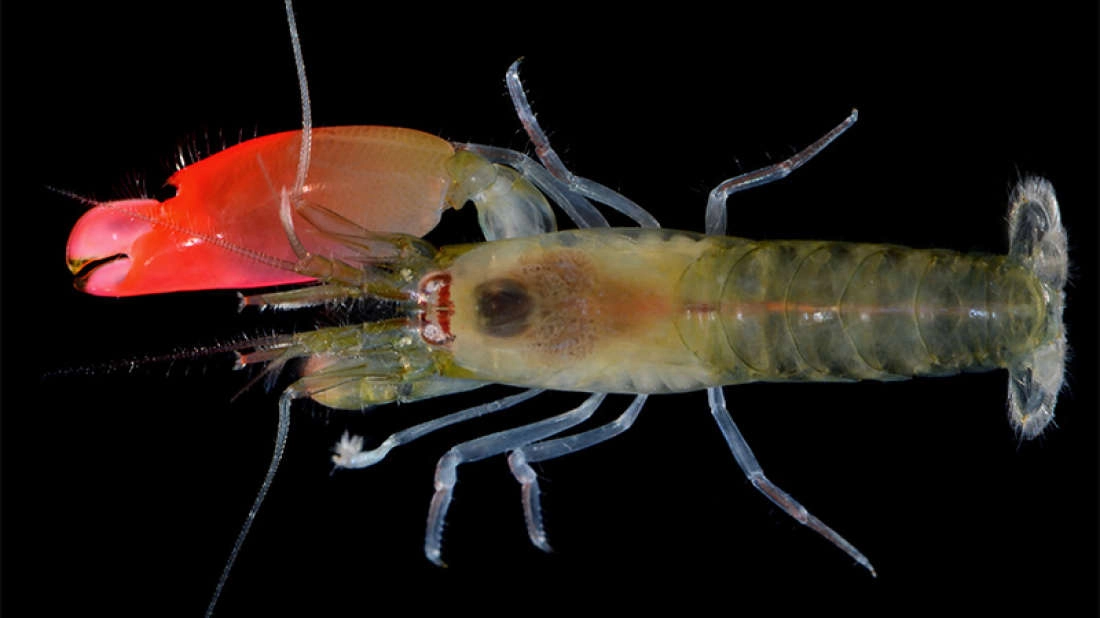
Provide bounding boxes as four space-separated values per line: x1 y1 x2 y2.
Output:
503 61 660 228
507 394 648 551
705 110 857 235
706 387 876 576
425 393 607 565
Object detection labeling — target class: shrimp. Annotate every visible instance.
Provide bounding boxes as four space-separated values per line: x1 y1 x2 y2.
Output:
32 2 1093 616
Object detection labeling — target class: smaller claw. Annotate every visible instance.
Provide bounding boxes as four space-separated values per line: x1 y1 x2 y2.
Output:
331 431 365 467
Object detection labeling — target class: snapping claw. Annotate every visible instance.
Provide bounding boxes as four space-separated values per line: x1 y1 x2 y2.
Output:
65 127 459 297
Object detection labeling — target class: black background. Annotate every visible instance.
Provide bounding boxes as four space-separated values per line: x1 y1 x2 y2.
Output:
5 2 1097 616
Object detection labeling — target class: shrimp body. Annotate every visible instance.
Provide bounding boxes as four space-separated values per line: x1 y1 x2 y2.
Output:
282 223 1060 439
61 4 1069 609
450 230 1050 391
259 169 1064 578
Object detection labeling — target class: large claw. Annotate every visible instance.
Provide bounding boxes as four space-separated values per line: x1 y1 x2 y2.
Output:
66 127 458 297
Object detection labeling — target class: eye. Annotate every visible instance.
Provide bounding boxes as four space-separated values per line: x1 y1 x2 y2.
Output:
474 278 532 337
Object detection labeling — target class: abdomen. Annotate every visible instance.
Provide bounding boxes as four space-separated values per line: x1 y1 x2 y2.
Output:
675 239 1047 383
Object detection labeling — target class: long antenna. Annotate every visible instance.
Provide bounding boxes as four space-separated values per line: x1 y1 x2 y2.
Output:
44 332 294 380
286 0 312 198
205 2 313 615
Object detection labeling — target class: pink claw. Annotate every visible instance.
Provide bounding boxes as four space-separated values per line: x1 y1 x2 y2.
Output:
66 127 458 297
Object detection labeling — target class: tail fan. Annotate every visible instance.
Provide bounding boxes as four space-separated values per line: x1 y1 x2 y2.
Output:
1006 177 1068 439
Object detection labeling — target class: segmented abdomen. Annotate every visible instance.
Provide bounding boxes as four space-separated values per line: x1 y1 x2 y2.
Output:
675 239 1046 383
